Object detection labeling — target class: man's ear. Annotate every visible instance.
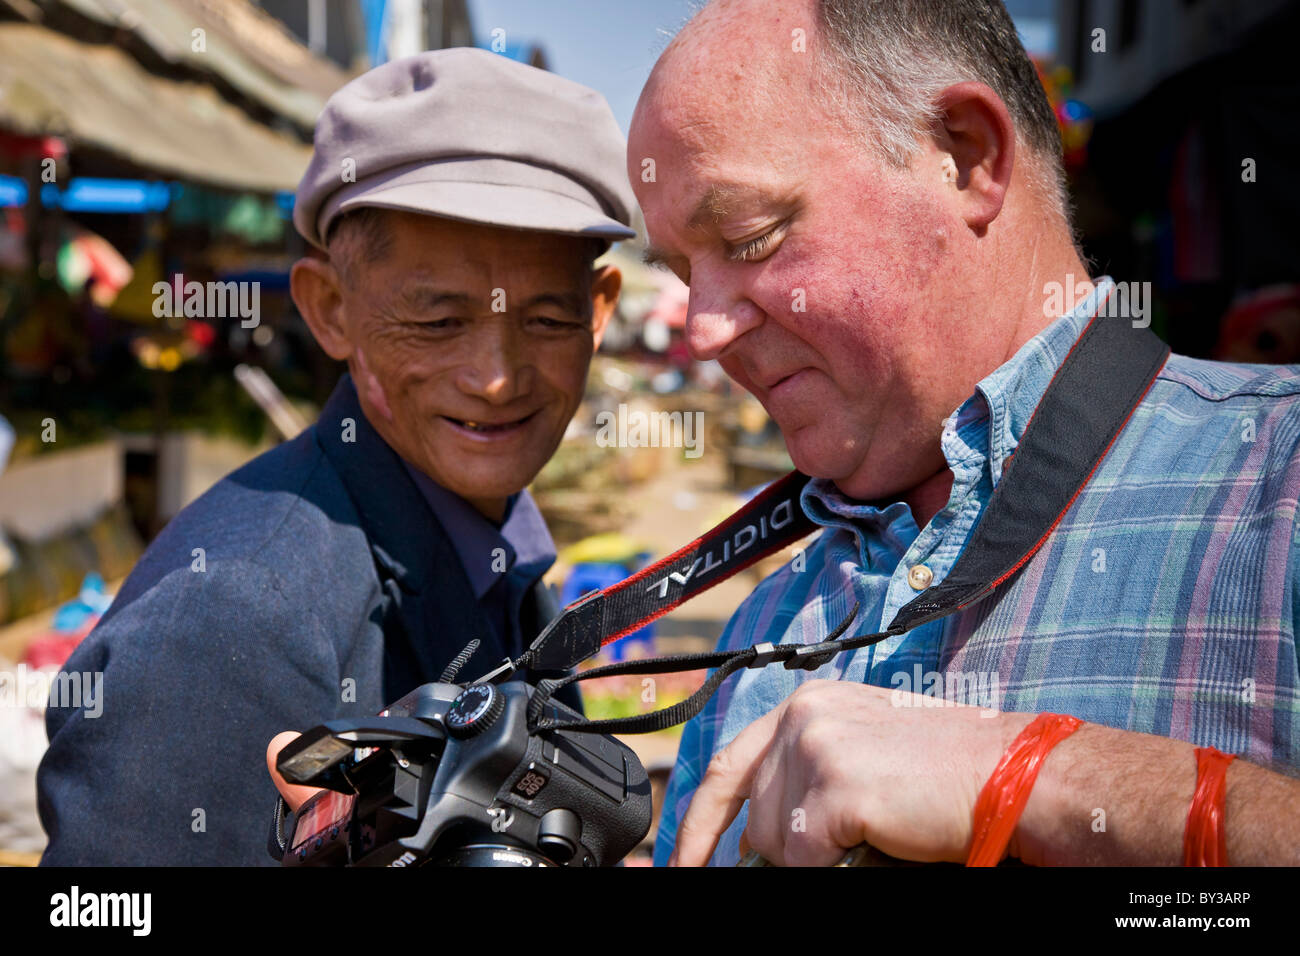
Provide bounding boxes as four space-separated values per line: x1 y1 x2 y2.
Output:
588 264 621 352
290 255 353 361
933 81 1016 232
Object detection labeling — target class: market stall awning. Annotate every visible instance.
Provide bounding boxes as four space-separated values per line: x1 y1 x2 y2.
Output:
0 22 312 193
53 0 348 133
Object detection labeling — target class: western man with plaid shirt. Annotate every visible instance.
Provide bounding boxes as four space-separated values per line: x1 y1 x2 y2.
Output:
628 0 1300 866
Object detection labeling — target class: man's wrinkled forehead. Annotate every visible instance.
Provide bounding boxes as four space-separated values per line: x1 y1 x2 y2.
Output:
347 213 598 304
629 72 806 208
630 85 808 249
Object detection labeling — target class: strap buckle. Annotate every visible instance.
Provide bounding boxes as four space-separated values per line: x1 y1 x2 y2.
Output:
783 641 840 671
747 642 779 669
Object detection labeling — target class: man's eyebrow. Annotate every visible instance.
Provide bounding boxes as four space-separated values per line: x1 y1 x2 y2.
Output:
643 245 674 269
394 288 588 316
686 182 785 232
642 184 750 267
395 286 471 307
519 291 588 315
687 183 744 231
642 183 790 270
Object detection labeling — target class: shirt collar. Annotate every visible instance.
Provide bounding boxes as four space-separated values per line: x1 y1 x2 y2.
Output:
802 275 1116 526
401 461 556 601
976 275 1117 487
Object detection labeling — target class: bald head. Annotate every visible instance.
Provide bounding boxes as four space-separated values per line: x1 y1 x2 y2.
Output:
638 0 1068 220
637 0 816 137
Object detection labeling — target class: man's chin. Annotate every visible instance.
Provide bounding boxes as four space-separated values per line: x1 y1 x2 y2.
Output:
782 427 862 483
441 468 535 503
411 450 540 503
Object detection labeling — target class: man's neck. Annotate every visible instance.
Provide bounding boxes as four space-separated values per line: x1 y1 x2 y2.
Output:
903 468 956 531
896 228 1092 531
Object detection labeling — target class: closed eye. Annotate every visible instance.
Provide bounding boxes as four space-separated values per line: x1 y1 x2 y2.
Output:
726 222 787 263
531 315 582 329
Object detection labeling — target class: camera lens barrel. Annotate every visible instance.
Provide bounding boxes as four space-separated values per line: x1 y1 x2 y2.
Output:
437 845 555 867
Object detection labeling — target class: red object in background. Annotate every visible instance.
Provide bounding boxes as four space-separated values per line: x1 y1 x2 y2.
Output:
0 131 66 163
648 284 688 331
1032 57 1093 171
187 320 217 349
67 230 135 306
21 616 100 671
1212 285 1300 364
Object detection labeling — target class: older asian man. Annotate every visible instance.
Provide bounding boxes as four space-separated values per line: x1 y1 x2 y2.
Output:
632 0 1300 866
38 48 632 865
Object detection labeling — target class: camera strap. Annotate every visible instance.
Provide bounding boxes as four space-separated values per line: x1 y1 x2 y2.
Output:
506 466 820 677
512 300 1170 735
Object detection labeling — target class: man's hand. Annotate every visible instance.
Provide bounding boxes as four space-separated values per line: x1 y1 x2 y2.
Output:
669 680 1033 866
266 731 326 812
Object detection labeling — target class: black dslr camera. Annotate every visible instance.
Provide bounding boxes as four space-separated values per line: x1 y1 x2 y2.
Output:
273 679 652 867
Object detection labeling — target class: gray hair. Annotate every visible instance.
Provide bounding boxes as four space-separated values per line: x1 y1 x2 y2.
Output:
813 0 1073 231
326 206 395 281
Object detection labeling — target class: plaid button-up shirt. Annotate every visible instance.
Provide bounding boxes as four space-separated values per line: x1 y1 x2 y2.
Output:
654 276 1300 866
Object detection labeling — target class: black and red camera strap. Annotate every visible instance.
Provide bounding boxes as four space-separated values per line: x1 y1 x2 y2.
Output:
523 465 819 674
505 299 1170 735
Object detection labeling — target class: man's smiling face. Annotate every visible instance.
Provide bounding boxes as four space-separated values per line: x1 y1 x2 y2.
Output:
627 1 982 501
328 211 616 520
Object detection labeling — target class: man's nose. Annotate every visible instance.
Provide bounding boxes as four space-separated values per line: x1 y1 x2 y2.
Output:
458 325 532 402
684 285 764 362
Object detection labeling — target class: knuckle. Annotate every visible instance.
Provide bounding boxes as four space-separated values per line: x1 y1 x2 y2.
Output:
785 681 828 723
794 715 838 762
676 813 705 840
703 745 738 783
747 831 782 865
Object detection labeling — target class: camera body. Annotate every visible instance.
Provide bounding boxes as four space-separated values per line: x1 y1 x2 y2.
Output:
276 680 652 867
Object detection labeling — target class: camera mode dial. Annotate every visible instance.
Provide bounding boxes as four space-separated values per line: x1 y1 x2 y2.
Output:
446 684 504 739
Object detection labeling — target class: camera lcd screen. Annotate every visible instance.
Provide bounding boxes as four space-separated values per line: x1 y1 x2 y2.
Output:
290 790 356 853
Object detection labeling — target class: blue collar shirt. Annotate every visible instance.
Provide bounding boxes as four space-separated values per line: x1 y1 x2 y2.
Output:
654 276 1300 865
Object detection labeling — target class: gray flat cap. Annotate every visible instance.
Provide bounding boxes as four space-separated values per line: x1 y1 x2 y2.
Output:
294 47 637 249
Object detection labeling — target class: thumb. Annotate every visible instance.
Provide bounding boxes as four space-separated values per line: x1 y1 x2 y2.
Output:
266 731 324 812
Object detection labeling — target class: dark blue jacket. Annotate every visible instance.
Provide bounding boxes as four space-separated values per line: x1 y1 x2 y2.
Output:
38 373 579 865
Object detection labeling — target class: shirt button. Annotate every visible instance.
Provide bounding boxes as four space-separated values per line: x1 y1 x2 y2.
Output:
907 564 934 590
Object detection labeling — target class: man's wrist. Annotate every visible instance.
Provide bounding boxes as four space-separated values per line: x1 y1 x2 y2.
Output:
977 710 1035 863
1005 716 1089 866
1008 721 1196 865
